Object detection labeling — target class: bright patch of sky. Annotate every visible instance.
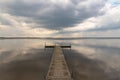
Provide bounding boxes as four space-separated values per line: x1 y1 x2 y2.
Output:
108 0 120 5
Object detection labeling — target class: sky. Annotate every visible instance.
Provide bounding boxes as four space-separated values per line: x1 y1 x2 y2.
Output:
0 0 120 37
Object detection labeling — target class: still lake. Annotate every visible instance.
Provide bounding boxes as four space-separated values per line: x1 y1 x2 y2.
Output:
0 39 120 80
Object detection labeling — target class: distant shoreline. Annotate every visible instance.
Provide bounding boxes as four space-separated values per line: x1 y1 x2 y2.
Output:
1 37 120 40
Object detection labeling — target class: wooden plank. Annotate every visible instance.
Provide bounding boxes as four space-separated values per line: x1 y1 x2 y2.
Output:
45 46 71 48
45 46 55 48
61 46 71 48
46 46 72 80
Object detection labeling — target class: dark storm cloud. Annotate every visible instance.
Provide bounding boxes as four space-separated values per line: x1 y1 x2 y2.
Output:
1 0 107 30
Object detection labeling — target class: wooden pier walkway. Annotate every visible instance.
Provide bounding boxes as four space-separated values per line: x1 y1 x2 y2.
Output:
46 46 72 80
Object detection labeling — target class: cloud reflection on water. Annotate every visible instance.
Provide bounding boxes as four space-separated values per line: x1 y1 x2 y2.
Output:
0 39 120 80
0 39 53 80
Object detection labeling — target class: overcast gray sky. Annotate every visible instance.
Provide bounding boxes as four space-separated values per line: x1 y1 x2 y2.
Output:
0 0 120 37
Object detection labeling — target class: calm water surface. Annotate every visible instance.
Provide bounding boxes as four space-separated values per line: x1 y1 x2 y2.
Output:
0 39 120 80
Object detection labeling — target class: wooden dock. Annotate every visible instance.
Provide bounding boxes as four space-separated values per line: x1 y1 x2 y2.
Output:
46 46 72 80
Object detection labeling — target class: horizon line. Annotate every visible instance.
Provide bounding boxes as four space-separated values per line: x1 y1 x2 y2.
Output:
1 36 120 39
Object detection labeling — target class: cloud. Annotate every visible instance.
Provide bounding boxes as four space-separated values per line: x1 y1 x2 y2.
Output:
0 0 107 30
52 2 120 37
0 12 56 37
86 3 120 32
0 0 120 37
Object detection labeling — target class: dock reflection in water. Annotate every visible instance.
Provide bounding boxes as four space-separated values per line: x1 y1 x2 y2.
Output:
0 39 120 80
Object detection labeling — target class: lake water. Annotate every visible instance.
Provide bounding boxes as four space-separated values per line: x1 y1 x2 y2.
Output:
0 39 120 80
